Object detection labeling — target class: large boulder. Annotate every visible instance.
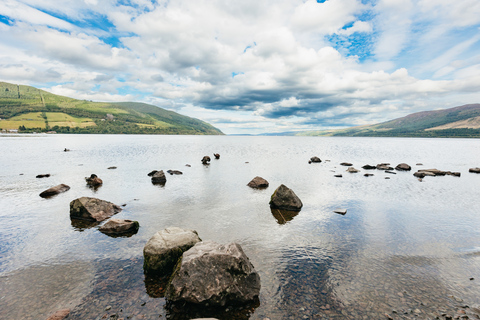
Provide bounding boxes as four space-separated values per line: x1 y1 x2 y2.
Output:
151 170 167 184
85 174 102 186
39 184 70 198
166 241 261 306
143 227 201 276
247 176 269 189
70 197 122 222
395 163 411 171
269 184 303 211
99 218 139 235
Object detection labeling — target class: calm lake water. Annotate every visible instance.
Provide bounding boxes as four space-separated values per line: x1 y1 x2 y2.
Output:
1 134 480 320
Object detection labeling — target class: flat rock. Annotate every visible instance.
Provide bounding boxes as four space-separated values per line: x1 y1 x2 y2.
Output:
377 163 394 170
385 170 397 174
107 166 117 169
334 174 343 178
46 308 70 320
151 170 167 184
362 165 376 170
36 174 51 178
334 209 347 215
99 218 139 234
167 170 183 175
340 162 352 166
166 241 261 307
346 167 359 173
269 184 303 211
39 184 70 198
70 197 122 222
143 227 201 276
364 173 374 177
247 176 269 188
469 167 480 173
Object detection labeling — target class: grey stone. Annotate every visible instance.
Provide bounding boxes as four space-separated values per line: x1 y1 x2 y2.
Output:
99 218 139 234
395 163 411 171
39 184 70 198
309 156 321 163
143 227 201 276
70 197 122 222
247 176 269 189
166 241 261 306
151 170 166 184
269 184 303 211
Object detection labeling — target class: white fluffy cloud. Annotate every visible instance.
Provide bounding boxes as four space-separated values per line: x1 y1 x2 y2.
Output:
1 0 480 134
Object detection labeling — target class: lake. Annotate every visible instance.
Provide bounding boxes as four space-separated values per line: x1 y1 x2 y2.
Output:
1 134 480 319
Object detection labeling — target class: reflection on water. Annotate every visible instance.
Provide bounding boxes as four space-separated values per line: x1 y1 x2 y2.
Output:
1 135 480 319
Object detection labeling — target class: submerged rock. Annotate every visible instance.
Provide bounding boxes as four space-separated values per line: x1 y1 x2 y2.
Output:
271 208 299 224
340 162 353 166
247 176 269 189
364 173 374 177
143 227 201 276
151 170 167 184
167 170 183 175
70 197 122 222
85 174 102 186
334 174 343 178
202 156 211 165
269 184 303 211
166 240 261 307
39 184 70 198
99 218 139 235
36 174 51 178
107 166 117 169
395 163 411 171
362 164 376 170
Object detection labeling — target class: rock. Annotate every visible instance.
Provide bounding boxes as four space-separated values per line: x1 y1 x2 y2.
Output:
63 148 70 152
86 174 103 186
201 156 211 165
395 163 411 171
166 241 261 307
469 167 480 173
340 162 352 166
334 174 343 178
334 209 347 215
143 227 201 276
377 163 394 170
362 165 376 170
107 166 117 169
364 173 374 177
214 153 220 159
385 170 396 174
46 308 70 320
39 184 70 198
416 163 423 166
99 218 139 235
151 170 166 184
185 164 191 167
346 167 359 173
147 170 158 177
36 174 50 178
310 156 321 163
413 171 425 178
167 170 183 175
247 176 269 189
417 168 448 176
446 171 461 177
269 184 303 211
70 197 122 222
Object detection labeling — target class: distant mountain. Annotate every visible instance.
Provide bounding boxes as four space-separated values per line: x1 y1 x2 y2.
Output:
297 104 480 138
0 81 223 135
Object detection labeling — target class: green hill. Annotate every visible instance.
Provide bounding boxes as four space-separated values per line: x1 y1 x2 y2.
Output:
297 104 480 138
0 81 223 135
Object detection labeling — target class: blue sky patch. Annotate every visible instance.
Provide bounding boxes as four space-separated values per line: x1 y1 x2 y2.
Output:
0 15 14 26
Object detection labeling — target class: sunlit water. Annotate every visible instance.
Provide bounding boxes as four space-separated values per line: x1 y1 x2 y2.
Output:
1 134 480 319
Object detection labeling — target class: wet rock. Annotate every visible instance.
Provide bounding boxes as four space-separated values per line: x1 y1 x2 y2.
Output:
385 170 396 174
167 170 183 175
334 174 343 178
269 184 303 211
214 153 220 159
185 164 191 167
63 148 70 152
362 165 376 170
395 163 411 171
340 162 353 166
166 240 261 307
36 174 51 178
377 163 394 170
334 209 347 215
414 172 426 178
70 197 122 222
469 167 480 173
151 170 166 184
447 171 461 177
309 156 322 163
46 308 70 320
108 166 117 169
147 170 158 177
419 168 446 176
39 184 70 198
86 174 103 186
143 227 201 276
99 218 139 235
247 176 269 189
364 173 374 177
346 167 359 173
201 156 211 165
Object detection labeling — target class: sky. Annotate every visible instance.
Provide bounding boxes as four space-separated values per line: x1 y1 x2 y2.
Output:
1 0 480 134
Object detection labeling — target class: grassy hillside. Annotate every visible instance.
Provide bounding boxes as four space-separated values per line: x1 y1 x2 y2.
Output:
296 104 480 138
0 81 223 135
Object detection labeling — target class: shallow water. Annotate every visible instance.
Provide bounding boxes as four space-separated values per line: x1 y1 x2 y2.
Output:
1 134 480 319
